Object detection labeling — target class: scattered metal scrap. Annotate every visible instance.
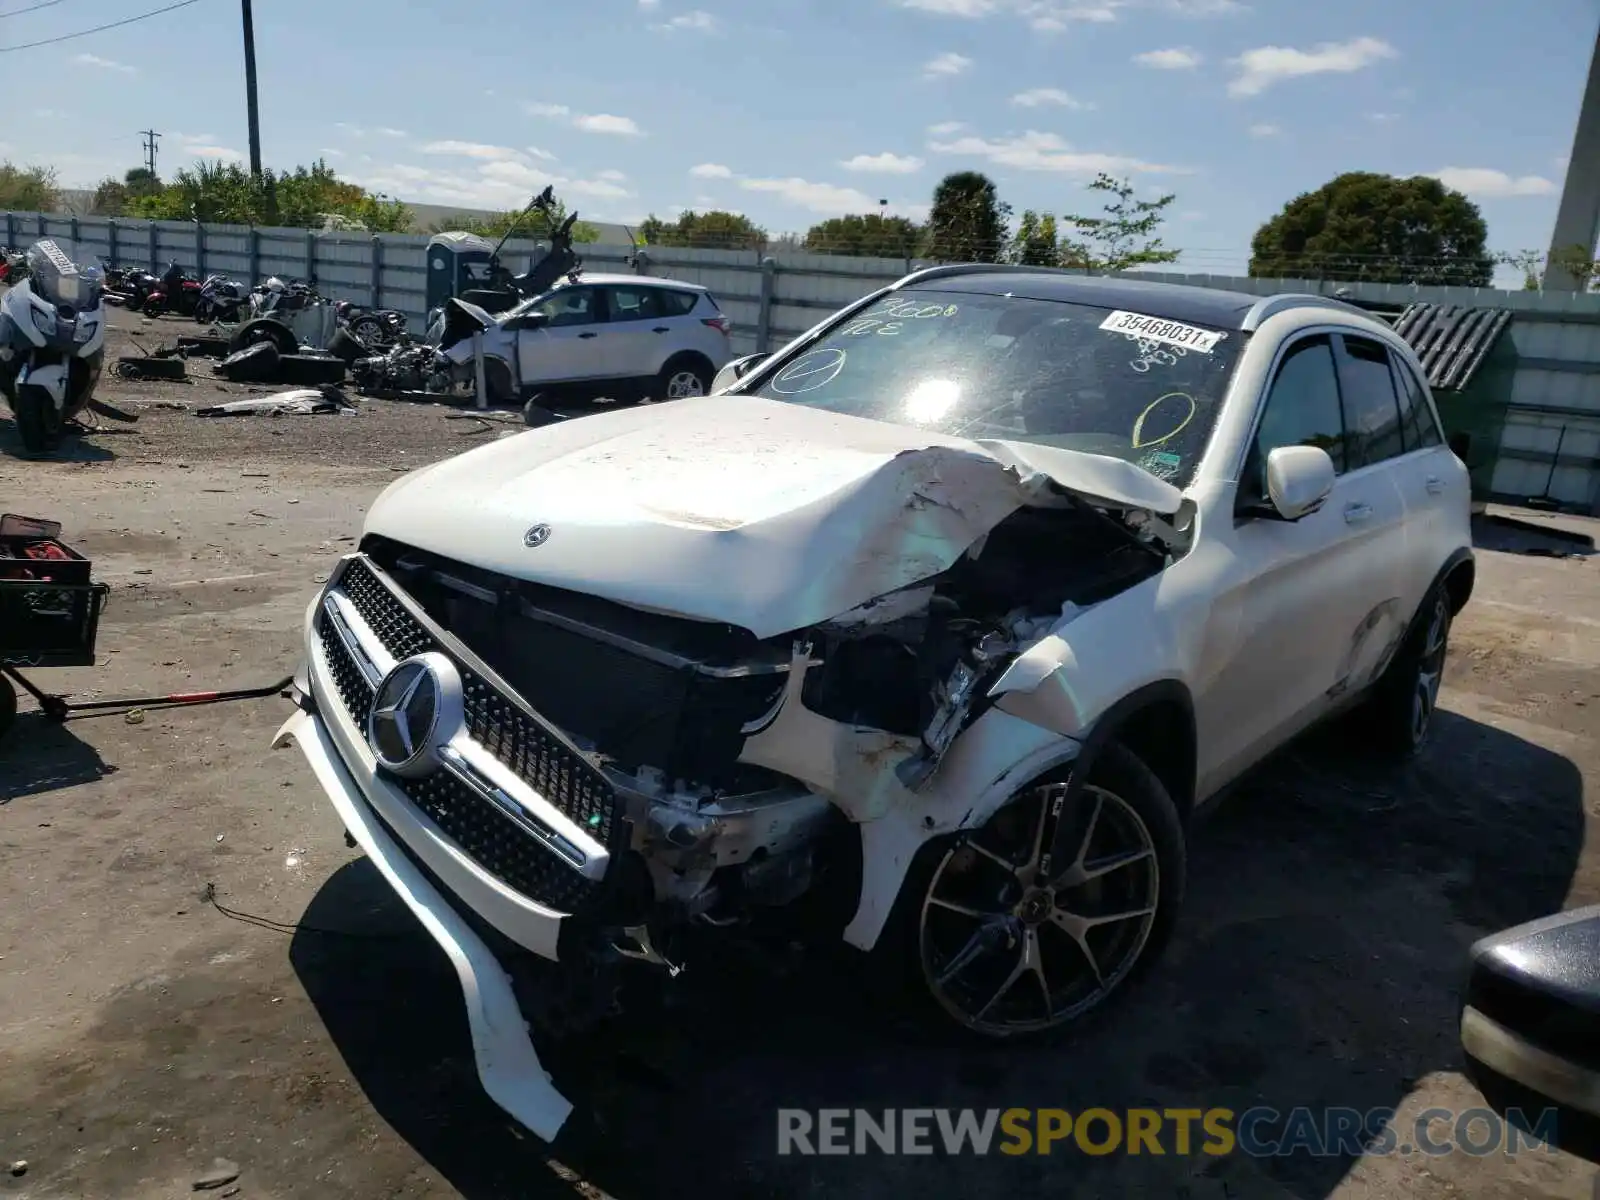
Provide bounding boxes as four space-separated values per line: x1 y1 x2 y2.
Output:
194 385 358 418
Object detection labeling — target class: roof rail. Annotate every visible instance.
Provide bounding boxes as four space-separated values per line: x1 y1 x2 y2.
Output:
893 262 1080 290
1241 292 1372 332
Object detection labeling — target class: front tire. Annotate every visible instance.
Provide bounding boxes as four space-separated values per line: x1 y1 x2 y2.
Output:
12 385 60 456
889 742 1185 1038
1356 583 1453 759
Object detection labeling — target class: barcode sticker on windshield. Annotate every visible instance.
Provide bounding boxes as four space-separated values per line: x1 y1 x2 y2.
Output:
1100 310 1223 354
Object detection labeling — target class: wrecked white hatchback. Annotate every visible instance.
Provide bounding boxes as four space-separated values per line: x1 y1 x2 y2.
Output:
276 265 1475 1140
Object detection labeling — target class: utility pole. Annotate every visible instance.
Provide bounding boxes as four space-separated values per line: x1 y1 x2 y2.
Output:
140 129 161 178
241 0 262 178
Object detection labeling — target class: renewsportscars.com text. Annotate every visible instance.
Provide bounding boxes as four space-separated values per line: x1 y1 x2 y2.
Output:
776 1106 1559 1158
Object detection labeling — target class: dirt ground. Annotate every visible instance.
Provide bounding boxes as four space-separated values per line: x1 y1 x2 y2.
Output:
2 310 1600 1199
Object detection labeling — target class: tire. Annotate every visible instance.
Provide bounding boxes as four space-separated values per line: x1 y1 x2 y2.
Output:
1353 582 1453 760
228 318 299 357
348 315 390 351
655 355 712 401
11 384 60 456
481 358 514 406
881 741 1185 1040
278 354 347 386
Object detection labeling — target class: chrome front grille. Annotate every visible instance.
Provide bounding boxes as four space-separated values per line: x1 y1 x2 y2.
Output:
314 555 622 915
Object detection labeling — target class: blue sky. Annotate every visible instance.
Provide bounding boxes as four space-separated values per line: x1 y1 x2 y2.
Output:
3 0 1594 280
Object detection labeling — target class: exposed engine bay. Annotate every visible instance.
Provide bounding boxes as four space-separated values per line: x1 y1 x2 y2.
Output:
356 486 1181 991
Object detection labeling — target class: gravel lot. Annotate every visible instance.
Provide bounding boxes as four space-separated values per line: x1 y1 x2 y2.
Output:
3 311 1600 1199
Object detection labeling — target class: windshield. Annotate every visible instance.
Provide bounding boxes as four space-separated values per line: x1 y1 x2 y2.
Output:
26 239 102 310
745 289 1245 487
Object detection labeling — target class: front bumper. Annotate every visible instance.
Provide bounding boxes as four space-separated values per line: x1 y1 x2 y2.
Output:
274 702 575 1143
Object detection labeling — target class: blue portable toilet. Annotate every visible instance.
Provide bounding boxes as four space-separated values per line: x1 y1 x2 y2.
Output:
424 231 497 313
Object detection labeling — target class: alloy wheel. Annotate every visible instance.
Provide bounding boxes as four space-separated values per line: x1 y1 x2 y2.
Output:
1411 596 1451 746
665 369 705 399
919 781 1160 1036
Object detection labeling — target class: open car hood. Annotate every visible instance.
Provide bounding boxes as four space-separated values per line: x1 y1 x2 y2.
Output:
364 394 1181 638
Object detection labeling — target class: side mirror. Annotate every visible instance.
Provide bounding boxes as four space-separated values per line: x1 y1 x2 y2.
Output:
1263 444 1335 521
1460 905 1600 1164
711 352 770 394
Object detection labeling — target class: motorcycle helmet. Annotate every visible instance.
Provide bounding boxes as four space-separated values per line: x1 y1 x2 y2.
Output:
264 276 286 293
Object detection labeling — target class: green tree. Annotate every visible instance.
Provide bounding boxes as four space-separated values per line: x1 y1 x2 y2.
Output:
0 162 59 213
1008 210 1063 266
126 159 412 232
425 197 600 243
1058 174 1179 272
803 212 922 258
637 209 766 250
1249 171 1492 287
91 177 128 216
124 167 162 200
923 171 1010 263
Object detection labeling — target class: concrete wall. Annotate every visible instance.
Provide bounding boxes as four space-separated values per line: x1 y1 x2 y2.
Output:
12 211 1600 512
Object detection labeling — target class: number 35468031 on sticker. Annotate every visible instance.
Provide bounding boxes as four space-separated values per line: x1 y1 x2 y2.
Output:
1099 310 1224 355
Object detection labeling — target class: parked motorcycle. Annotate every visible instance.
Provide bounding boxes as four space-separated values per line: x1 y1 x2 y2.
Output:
142 261 202 318
0 239 107 456
104 266 159 309
0 248 29 287
335 302 408 351
195 274 248 324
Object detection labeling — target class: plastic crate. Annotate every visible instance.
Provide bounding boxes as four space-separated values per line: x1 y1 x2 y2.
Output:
0 515 107 668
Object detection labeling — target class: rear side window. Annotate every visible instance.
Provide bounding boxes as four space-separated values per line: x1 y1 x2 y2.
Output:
1337 335 1406 469
655 289 701 317
1390 356 1444 451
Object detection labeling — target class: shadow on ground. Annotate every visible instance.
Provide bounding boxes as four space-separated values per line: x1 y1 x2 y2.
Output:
0 414 117 461
291 707 1584 1200
0 709 114 801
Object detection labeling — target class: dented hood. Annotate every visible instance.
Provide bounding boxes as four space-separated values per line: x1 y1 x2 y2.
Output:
364 395 1180 638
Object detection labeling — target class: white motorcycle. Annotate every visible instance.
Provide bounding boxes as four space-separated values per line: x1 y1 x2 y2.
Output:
0 239 107 456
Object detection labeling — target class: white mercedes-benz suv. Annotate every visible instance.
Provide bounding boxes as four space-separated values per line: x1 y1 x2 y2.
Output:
275 265 1475 1141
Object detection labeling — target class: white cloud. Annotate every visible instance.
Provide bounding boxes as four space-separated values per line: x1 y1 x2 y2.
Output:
573 113 644 136
1248 122 1280 137
1430 167 1557 198
420 140 526 161
1134 47 1201 69
598 168 628 181
352 158 633 210
928 128 1188 174
334 122 365 136
1228 36 1397 98
652 9 717 31
374 127 408 138
1366 111 1399 124
738 175 879 213
927 120 966 134
318 147 346 158
523 102 571 118
73 52 134 74
923 51 972 78
638 0 660 7
182 144 244 163
840 152 925 173
526 146 557 161
689 162 734 178
1011 86 1091 108
895 0 996 13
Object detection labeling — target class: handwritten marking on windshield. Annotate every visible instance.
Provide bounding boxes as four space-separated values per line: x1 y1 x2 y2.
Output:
872 300 959 320
770 347 847 394
1132 392 1197 449
1127 338 1187 374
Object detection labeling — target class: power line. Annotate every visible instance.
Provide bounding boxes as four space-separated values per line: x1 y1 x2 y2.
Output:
0 0 204 51
0 0 73 18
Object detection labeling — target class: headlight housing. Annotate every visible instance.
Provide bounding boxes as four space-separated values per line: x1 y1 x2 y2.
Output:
74 317 97 343
29 304 55 336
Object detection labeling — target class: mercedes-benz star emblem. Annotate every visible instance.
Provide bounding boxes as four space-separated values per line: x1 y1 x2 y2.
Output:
524 523 551 548
366 652 463 777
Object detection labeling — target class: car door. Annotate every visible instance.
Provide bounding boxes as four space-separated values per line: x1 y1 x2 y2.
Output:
1194 333 1404 794
1385 345 1465 610
1326 332 1416 696
515 285 609 386
594 284 664 380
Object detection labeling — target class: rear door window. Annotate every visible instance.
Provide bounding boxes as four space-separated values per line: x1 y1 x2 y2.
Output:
1390 355 1444 451
655 289 701 317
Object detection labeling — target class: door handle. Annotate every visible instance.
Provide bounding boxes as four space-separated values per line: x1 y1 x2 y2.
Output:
1425 475 1444 495
652 326 670 333
1343 502 1374 525
578 332 598 339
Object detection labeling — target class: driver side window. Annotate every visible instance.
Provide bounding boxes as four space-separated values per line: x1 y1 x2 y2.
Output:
1242 335 1347 503
534 286 598 328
